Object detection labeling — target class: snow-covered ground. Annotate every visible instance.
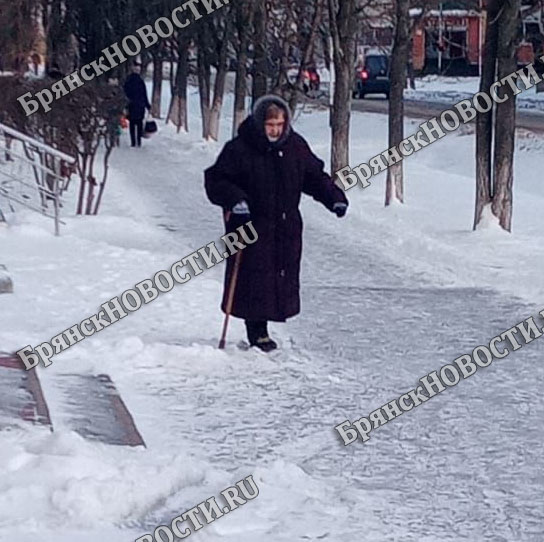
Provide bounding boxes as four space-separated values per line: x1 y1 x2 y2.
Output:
405 74 544 113
1 84 543 541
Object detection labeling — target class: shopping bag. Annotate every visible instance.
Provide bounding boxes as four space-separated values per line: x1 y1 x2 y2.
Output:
143 119 158 138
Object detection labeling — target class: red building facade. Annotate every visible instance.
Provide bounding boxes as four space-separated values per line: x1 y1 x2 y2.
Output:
359 2 543 76
411 9 483 74
411 4 542 75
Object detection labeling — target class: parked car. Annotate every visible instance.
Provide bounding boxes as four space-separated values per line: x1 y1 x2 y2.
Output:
353 54 390 99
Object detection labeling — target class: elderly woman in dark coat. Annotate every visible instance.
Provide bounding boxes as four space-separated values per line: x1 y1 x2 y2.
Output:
204 94 348 352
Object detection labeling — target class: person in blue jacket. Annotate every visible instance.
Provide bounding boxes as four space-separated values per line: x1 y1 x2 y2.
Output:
123 61 151 147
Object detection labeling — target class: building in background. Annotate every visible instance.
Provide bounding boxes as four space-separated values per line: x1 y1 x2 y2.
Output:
411 5 483 75
358 0 544 77
357 0 394 62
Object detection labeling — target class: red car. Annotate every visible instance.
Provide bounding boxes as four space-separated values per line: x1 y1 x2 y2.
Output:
303 67 320 93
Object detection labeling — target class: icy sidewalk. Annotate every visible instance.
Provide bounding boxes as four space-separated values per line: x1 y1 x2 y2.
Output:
102 119 544 541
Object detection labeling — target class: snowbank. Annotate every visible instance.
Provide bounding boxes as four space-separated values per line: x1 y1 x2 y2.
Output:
406 74 544 113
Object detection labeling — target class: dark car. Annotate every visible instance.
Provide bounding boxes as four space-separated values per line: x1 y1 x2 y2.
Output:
353 54 390 99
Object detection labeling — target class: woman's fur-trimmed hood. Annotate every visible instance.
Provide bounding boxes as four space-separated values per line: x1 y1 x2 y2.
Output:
238 94 293 151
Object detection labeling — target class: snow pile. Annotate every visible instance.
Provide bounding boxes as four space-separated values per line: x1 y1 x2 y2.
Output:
406 74 544 112
0 430 208 530
310 108 544 307
0 426 364 541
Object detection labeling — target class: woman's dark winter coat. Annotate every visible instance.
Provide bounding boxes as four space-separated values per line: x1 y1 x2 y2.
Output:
123 73 151 121
204 95 348 322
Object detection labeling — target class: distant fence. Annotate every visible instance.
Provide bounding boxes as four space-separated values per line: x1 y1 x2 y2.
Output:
0 123 76 235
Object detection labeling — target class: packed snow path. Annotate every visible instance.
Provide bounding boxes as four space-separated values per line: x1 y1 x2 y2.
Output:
108 125 544 542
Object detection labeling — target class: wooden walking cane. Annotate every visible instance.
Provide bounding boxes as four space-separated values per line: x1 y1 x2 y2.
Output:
218 210 243 349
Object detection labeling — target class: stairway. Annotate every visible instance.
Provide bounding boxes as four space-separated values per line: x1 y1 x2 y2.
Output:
0 353 145 447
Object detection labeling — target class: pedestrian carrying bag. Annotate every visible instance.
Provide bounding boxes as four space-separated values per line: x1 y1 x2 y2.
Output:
143 117 158 138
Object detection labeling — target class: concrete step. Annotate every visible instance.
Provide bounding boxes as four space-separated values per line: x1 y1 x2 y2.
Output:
0 353 145 447
50 373 146 447
0 353 51 429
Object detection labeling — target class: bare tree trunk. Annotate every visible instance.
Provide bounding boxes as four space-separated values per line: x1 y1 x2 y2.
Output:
328 0 358 175
208 71 228 140
93 145 114 215
492 0 519 232
330 62 352 175
474 2 499 229
167 35 190 133
208 74 227 140
288 0 324 114
76 178 86 215
232 0 255 136
151 55 163 118
252 1 268 103
169 59 175 94
474 0 520 232
208 14 232 141
84 151 97 215
46 0 70 73
269 2 297 99
322 32 332 73
85 177 96 215
233 48 250 136
272 23 292 98
197 36 212 140
385 0 410 206
76 154 88 215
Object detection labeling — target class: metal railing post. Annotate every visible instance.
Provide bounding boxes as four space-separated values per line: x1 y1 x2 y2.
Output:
54 176 60 237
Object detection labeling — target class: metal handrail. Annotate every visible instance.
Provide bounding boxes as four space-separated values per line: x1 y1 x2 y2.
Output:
0 188 65 223
0 123 74 163
0 169 59 199
0 143 71 185
0 123 76 235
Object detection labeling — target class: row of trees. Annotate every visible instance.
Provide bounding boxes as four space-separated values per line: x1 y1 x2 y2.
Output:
386 0 522 232
0 0 527 230
1 1 333 135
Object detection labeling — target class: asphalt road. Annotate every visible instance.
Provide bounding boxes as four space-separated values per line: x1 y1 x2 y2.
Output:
350 96 544 133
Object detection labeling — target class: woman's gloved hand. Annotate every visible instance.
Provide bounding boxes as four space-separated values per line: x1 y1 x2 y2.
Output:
332 202 348 218
227 200 252 231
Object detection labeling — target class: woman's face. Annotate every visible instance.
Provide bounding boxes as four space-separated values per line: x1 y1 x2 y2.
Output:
264 113 286 142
